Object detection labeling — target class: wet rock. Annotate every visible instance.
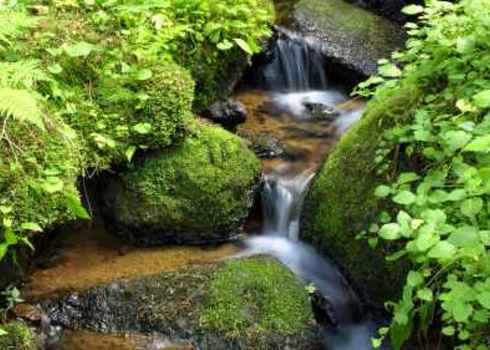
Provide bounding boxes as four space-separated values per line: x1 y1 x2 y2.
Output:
37 257 321 350
202 99 247 130
237 130 284 159
304 102 340 121
292 0 406 76
310 290 338 328
14 304 44 324
102 124 261 246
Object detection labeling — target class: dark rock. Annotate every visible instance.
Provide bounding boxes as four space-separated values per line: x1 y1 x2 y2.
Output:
292 0 406 76
238 130 284 159
310 290 338 328
202 99 247 130
304 102 340 121
37 257 321 350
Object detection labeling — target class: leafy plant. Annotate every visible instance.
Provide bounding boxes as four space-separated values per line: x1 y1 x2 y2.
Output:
357 1 490 349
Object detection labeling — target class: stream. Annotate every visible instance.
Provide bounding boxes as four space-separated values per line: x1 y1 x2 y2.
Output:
25 18 380 350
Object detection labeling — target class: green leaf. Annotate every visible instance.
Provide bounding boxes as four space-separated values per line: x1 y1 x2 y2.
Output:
47 64 63 74
449 226 479 248
407 271 423 287
453 302 473 322
379 223 402 240
428 241 457 260
375 185 391 197
393 191 416 205
417 288 433 302
402 4 425 15
133 122 152 134
42 177 64 194
217 40 233 50
64 41 97 58
125 146 136 162
460 198 483 217
379 64 401 78
134 69 153 81
65 193 90 220
444 130 472 151
0 244 7 261
233 38 253 55
477 291 490 309
442 326 455 336
20 222 43 232
464 135 490 153
0 88 45 130
473 90 490 108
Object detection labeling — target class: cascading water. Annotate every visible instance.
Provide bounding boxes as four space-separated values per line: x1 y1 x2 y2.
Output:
239 26 386 350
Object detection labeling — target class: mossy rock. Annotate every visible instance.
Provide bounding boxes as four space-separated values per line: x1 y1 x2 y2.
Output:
293 0 406 75
40 257 320 350
103 124 261 246
301 84 421 305
0 321 38 350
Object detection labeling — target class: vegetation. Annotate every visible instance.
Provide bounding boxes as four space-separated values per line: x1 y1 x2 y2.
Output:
0 0 273 261
354 1 490 349
104 123 261 244
200 257 313 339
0 321 37 350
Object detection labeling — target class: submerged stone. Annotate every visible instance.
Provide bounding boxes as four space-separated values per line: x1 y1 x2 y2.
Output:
103 124 261 246
293 0 406 76
38 257 320 350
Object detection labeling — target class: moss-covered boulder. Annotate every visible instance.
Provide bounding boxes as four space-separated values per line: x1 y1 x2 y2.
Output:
103 124 261 246
0 321 38 350
40 257 320 350
293 0 405 76
301 85 421 305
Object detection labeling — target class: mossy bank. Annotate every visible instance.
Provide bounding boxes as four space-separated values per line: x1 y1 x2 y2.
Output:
0 321 38 350
40 256 320 350
301 84 422 305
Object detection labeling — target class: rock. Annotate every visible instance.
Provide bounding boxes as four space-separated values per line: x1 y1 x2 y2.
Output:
349 0 424 23
303 102 340 121
38 257 321 350
301 85 419 305
102 124 261 246
202 99 247 130
14 304 44 324
237 130 284 159
293 0 406 76
309 290 338 328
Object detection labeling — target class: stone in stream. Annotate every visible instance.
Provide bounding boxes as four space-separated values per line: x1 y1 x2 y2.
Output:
303 102 340 121
102 124 261 246
202 99 247 130
292 0 406 76
237 130 285 159
37 257 321 350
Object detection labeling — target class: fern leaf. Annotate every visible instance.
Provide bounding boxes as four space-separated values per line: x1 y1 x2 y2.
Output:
0 88 45 130
0 60 49 89
0 12 37 48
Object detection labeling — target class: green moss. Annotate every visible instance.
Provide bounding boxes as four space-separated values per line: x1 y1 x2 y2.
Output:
0 110 82 231
106 124 261 244
302 84 422 304
200 257 313 338
0 322 38 350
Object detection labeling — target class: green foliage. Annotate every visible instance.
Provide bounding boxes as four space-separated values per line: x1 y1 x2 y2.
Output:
0 321 37 350
200 257 313 338
357 1 490 349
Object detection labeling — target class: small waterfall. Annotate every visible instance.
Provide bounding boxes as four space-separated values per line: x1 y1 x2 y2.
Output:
261 167 314 239
256 28 329 91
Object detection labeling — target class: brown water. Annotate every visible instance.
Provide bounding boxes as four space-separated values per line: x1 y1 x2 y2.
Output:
24 223 238 299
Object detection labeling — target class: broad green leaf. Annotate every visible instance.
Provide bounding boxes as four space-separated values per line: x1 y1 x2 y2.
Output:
473 90 490 108
133 122 152 134
379 64 401 78
217 40 233 50
402 4 425 15
464 135 490 153
375 185 391 197
393 191 416 205
443 130 472 151
449 225 479 248
233 38 253 55
417 288 433 302
407 271 423 287
48 64 63 74
134 69 153 81
64 41 96 58
125 146 137 162
379 223 401 240
428 241 457 260
460 198 483 217
42 177 64 194
453 302 473 322
477 291 490 309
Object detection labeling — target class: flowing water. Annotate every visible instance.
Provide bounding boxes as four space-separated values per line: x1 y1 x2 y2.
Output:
236 26 383 350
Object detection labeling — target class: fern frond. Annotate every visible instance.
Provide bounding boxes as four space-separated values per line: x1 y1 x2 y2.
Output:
0 12 37 48
0 60 49 89
0 88 45 130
